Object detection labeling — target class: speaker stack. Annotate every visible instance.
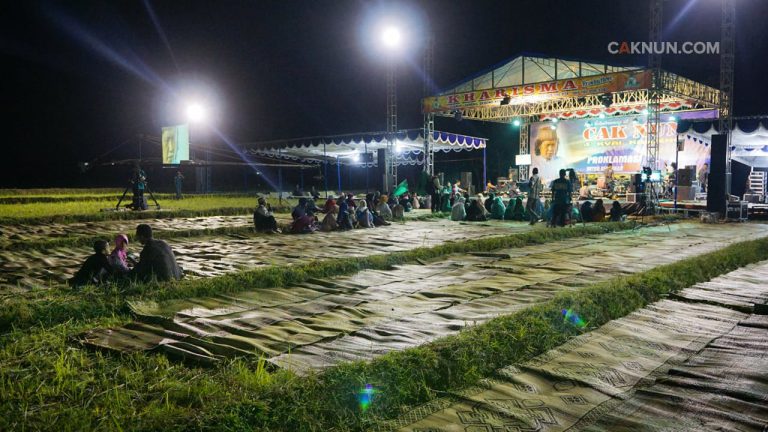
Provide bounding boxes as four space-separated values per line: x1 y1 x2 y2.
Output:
706 134 728 216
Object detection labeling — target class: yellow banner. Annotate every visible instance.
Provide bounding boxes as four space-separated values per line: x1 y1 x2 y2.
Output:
422 69 651 113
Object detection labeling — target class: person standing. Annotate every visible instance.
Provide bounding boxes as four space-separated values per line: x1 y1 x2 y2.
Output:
697 163 709 192
430 175 443 213
550 169 572 227
174 171 185 199
526 167 543 225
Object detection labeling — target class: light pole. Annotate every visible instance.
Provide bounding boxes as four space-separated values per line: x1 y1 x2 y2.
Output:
185 102 210 193
381 26 401 193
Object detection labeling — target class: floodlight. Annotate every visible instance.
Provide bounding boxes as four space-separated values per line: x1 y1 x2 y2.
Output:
186 103 207 123
669 115 677 122
381 26 401 49
598 113 606 119
512 119 521 127
551 118 559 123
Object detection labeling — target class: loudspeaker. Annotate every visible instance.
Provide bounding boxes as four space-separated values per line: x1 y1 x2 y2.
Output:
677 168 693 186
707 134 727 214
676 186 695 200
629 173 644 193
461 171 473 195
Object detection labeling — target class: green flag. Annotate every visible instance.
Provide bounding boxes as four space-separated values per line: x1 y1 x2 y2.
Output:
393 179 409 197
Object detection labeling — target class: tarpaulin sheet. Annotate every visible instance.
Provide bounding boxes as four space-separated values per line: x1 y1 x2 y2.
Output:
385 261 768 432
79 223 768 371
0 215 533 292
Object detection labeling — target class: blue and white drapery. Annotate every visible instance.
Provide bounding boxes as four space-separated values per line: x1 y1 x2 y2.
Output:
243 129 487 167
679 121 768 168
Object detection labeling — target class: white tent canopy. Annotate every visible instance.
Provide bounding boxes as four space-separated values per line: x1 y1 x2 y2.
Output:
244 129 487 166
679 123 768 168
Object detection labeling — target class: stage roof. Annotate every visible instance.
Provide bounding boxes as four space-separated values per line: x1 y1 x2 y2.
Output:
244 129 486 166
422 54 721 122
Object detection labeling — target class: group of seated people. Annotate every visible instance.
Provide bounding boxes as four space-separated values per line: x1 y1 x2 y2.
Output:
69 224 183 288
449 192 624 225
254 191 433 234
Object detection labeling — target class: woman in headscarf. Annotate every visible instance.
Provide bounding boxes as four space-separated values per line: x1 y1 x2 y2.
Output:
451 196 467 221
412 193 421 210
466 195 488 221
337 197 353 230
580 201 593 223
609 200 623 222
505 196 525 221
376 194 393 221
320 203 339 231
592 199 607 222
356 199 375 228
109 234 131 274
490 195 506 219
291 210 317 234
441 185 452 212
484 192 495 213
291 198 307 221
323 196 337 213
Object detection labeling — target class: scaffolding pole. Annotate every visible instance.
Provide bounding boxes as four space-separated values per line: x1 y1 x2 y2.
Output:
423 34 435 175
720 0 735 196
385 57 398 193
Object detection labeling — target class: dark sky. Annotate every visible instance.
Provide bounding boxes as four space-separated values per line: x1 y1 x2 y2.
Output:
2 0 767 187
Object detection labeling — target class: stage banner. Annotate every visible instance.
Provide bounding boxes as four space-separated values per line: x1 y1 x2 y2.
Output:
423 69 651 113
161 124 190 165
529 115 687 183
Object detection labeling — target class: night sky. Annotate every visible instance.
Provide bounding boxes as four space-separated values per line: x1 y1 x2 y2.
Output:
2 0 767 188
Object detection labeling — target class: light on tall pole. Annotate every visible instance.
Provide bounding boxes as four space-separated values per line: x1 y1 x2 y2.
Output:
381 25 401 194
185 101 211 193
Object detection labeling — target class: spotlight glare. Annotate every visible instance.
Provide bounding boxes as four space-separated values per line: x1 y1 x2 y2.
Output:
669 115 677 122
186 102 207 123
551 118 559 123
381 26 401 49
512 119 521 127
598 113 606 119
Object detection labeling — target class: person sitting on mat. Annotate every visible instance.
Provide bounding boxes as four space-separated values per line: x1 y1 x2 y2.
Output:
337 198 354 230
505 196 525 221
130 224 183 282
356 199 375 228
291 198 307 221
254 197 280 233
291 209 317 234
375 194 393 221
451 196 467 221
320 204 339 231
580 201 594 223
609 200 623 222
490 194 506 220
466 196 488 222
108 234 132 274
592 199 607 222
69 240 113 287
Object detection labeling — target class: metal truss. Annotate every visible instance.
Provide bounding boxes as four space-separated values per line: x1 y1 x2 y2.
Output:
386 61 397 192
423 35 435 175
720 0 735 193
518 120 529 181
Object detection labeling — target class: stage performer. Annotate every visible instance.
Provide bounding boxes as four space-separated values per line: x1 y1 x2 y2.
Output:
550 169 572 227
526 168 543 225
603 163 615 195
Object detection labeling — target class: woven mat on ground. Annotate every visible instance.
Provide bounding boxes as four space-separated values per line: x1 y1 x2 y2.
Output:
79 224 767 370
384 261 768 432
0 217 532 292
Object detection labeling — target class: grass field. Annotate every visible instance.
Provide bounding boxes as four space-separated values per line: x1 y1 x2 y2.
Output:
1 230 767 431
0 195 294 224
